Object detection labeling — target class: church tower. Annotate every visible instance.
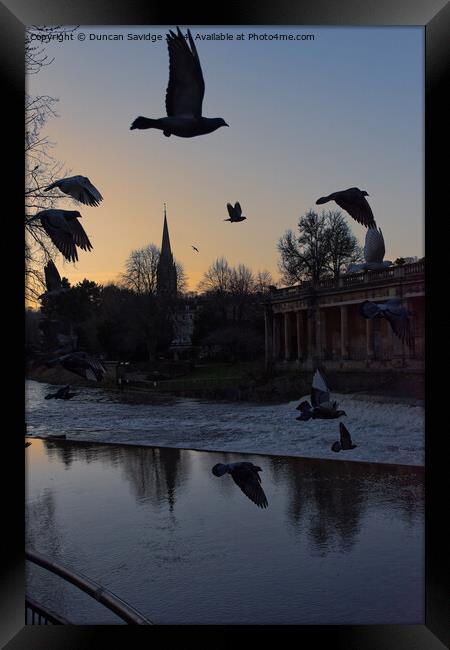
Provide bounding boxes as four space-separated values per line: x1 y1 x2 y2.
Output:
156 204 177 299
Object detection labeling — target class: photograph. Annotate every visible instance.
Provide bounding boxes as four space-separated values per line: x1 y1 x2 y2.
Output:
3 3 444 645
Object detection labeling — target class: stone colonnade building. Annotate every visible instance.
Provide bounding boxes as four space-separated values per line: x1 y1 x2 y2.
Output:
264 261 424 371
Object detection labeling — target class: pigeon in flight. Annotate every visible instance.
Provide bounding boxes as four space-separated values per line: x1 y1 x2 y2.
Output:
191 245 199 252
39 260 69 300
316 187 376 228
331 423 357 452
359 299 414 346
45 385 78 400
44 176 103 207
224 202 246 223
296 369 346 420
131 26 229 138
346 225 393 273
46 352 107 382
38 209 93 262
212 462 268 509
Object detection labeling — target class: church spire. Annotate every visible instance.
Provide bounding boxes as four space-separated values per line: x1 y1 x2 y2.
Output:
157 203 177 299
161 202 172 256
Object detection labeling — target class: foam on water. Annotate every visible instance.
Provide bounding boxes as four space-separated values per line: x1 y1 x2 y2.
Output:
25 380 424 466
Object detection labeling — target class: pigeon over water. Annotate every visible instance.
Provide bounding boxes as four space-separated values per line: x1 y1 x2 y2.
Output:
212 462 268 509
44 176 103 207
359 299 414 346
224 202 246 223
45 385 78 400
331 422 357 452
38 209 93 263
131 27 228 138
296 369 346 421
316 187 376 228
46 352 107 382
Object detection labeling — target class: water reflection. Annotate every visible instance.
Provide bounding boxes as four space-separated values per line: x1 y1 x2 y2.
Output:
268 457 424 554
42 440 188 513
26 439 424 624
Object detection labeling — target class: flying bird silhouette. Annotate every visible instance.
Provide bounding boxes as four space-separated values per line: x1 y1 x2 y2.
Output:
212 462 268 509
359 299 414 346
46 352 107 382
44 176 103 206
39 260 69 300
296 369 346 421
38 209 93 262
131 26 228 138
224 202 246 223
45 385 78 400
346 225 393 273
316 187 376 228
331 422 357 452
191 245 199 252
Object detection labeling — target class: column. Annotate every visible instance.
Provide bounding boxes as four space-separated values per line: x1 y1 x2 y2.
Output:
366 318 375 359
296 311 303 360
284 312 291 361
315 309 323 360
306 310 314 361
340 305 349 360
264 308 273 367
273 314 280 360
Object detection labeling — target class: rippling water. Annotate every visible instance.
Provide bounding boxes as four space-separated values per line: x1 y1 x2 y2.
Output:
25 380 424 465
26 438 424 625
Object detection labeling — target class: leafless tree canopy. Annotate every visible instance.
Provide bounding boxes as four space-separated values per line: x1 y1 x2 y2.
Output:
25 26 78 304
198 258 276 296
119 243 188 296
278 209 363 286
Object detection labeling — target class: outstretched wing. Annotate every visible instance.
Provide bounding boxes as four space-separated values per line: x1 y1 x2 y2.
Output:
234 202 242 217
64 213 93 252
45 176 103 206
311 369 330 407
384 306 414 346
44 259 62 292
359 300 381 319
333 189 376 228
41 217 79 262
165 27 205 118
226 202 235 219
339 422 353 448
231 467 268 509
364 226 385 264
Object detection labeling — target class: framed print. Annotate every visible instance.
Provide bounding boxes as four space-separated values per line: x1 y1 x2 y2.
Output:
2 0 448 647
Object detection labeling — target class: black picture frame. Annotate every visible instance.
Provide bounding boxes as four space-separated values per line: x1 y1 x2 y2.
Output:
3 0 448 646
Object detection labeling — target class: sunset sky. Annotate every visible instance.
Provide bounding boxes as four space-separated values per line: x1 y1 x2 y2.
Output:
27 25 424 291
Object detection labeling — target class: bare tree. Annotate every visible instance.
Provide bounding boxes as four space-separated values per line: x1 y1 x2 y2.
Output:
197 257 232 294
323 210 364 278
120 243 188 296
254 269 276 293
120 244 160 294
278 209 362 285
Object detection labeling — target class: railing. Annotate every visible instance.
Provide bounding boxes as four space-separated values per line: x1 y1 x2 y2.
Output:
26 549 153 625
271 261 424 298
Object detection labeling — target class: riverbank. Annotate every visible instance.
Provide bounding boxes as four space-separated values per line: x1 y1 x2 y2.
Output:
26 361 424 407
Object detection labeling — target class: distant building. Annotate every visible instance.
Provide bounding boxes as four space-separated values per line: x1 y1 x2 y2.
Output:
264 261 424 371
156 204 177 300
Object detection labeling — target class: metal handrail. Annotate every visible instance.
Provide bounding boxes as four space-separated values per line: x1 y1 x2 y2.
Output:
26 549 153 625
